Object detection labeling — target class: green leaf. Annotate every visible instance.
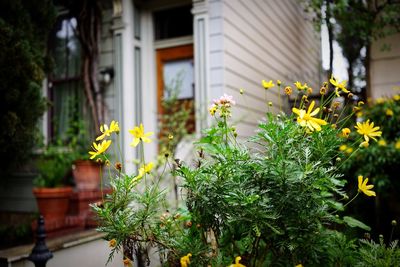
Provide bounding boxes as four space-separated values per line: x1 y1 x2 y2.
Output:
343 216 371 231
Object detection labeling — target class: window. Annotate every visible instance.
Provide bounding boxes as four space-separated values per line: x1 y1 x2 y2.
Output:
154 5 193 40
47 15 83 142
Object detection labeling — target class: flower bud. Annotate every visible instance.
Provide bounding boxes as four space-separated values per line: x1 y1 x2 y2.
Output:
392 220 397 226
115 162 123 171
364 233 371 240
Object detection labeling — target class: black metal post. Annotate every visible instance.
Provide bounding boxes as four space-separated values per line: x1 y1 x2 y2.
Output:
28 215 53 267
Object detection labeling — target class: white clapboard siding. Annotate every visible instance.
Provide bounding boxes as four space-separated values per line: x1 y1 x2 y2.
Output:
207 0 321 138
370 32 400 99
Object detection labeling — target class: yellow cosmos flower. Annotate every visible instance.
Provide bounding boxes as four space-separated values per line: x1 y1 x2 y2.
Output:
339 144 347 151
341 128 351 138
320 86 327 95
209 105 217 116
129 123 153 147
294 81 308 90
277 80 282 86
395 140 400 150
109 239 117 248
358 175 376 197
355 120 382 142
96 120 120 141
346 147 353 154
292 101 327 132
386 109 394 116
89 140 112 159
376 98 385 104
329 75 349 97
136 162 154 179
378 139 387 147
228 256 246 267
359 141 369 148
394 94 400 101
262 80 275 90
180 253 192 267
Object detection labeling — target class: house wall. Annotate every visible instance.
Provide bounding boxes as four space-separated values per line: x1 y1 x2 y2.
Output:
100 8 117 123
208 0 321 138
370 32 400 99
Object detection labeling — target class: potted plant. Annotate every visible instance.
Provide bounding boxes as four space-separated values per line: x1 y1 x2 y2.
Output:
33 141 74 223
69 120 104 191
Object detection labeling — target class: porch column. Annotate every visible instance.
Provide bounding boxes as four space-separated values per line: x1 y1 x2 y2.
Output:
111 0 136 174
192 0 210 131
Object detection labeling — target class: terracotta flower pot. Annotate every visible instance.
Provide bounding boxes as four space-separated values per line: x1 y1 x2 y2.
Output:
33 187 73 222
72 160 102 191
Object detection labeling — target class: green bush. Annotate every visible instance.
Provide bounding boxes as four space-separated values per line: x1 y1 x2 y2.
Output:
89 80 400 266
0 0 55 174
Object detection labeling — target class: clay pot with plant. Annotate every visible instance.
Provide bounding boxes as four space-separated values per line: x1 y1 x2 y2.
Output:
33 142 74 223
69 120 103 191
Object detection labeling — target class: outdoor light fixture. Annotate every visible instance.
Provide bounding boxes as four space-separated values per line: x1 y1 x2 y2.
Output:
99 67 115 85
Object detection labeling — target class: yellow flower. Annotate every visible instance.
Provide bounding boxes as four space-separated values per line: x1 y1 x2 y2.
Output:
330 76 349 97
136 162 154 180
356 111 363 118
307 87 313 95
376 98 385 104
129 123 153 147
89 140 112 159
123 258 132 267
168 134 174 140
209 105 217 116
358 175 376 197
109 239 117 248
394 94 400 101
180 253 192 267
355 120 382 142
262 80 275 90
320 86 327 95
395 140 400 150
268 101 273 107
277 80 282 86
386 109 394 116
294 81 308 90
292 101 327 132
359 141 369 148
378 139 387 147
295 265 304 267
346 147 353 154
96 120 120 141
284 86 292 96
228 256 246 267
341 128 351 138
339 144 347 151
240 88 244 94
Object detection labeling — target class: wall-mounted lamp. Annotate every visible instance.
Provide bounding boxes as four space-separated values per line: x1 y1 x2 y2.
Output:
99 67 115 85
